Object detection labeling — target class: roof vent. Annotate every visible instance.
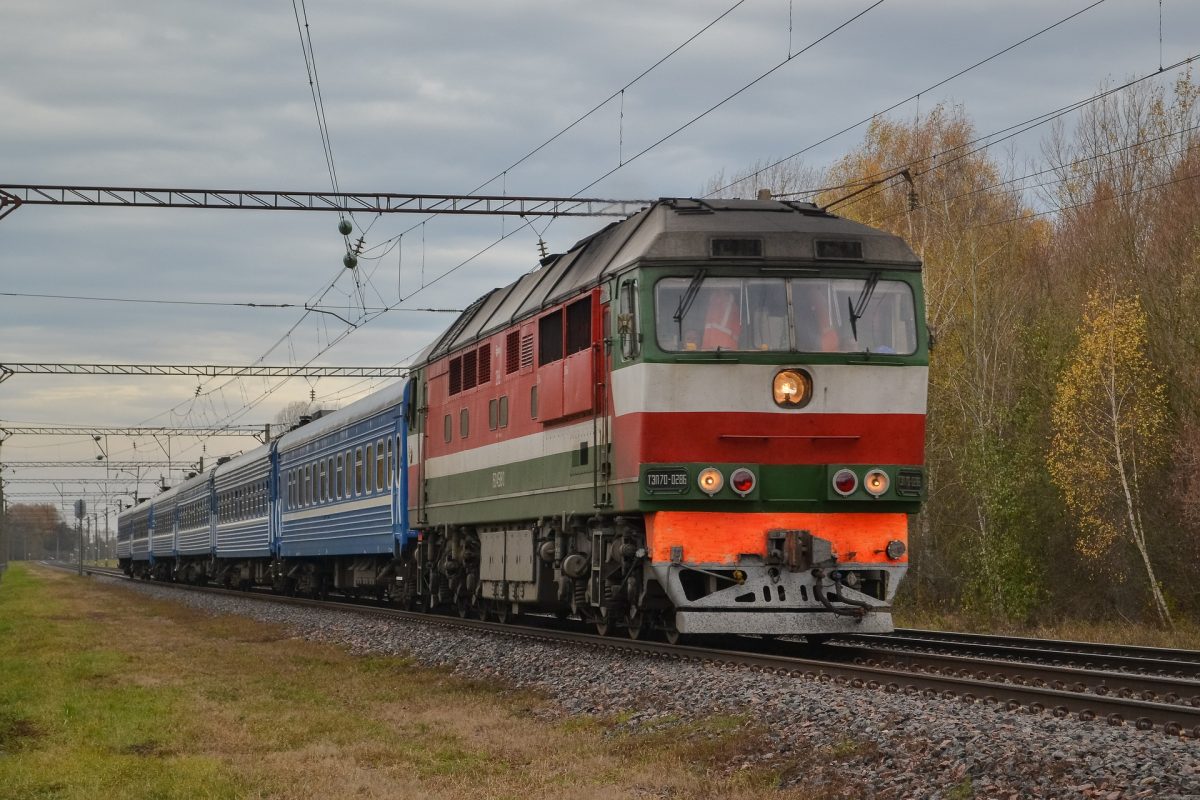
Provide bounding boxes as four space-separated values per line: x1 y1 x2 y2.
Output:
814 240 864 261
711 238 764 258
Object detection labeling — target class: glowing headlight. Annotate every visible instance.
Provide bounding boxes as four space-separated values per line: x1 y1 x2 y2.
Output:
772 369 812 408
864 469 890 497
832 468 858 496
697 467 724 495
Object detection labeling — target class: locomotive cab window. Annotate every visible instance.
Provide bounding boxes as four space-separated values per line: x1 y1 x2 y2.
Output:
654 275 917 355
618 279 640 360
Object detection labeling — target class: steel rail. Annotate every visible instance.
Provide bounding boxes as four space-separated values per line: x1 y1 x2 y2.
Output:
851 631 1200 678
73 566 1200 738
818 642 1200 711
891 627 1200 666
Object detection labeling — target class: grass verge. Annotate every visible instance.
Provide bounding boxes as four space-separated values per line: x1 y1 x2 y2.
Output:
894 607 1200 650
0 564 846 799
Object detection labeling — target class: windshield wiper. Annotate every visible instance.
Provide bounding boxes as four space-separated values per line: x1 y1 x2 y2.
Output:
673 269 707 338
847 271 880 341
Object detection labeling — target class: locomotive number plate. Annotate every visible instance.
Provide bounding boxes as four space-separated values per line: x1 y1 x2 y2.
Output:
644 468 689 494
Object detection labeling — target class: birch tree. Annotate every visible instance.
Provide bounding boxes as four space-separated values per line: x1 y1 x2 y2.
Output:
1048 290 1172 627
821 105 1044 616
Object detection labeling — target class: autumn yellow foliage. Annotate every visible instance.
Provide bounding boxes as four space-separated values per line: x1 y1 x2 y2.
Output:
1048 290 1171 624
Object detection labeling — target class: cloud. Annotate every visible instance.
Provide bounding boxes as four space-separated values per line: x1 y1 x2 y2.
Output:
1 0 1197 500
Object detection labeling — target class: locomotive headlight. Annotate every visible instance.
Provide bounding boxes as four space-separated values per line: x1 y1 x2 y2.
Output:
697 467 724 496
864 469 890 497
832 468 858 496
772 369 812 408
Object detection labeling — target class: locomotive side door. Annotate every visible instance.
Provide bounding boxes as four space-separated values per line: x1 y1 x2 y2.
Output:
595 290 612 509
412 377 428 526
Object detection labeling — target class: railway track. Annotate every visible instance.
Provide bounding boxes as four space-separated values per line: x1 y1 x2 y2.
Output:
75 565 1200 738
854 628 1200 677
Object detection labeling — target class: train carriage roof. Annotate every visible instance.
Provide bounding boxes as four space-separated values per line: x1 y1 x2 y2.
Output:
275 379 407 453
413 198 921 365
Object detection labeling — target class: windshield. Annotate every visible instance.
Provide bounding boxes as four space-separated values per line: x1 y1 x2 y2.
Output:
654 275 917 354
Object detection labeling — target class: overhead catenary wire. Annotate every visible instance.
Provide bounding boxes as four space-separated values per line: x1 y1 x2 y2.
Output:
821 53 1200 216
870 119 1200 225
289 0 824 360
190 0 1121 439
109 1 1114 456
704 0 1111 199
356 0 750 262
292 0 342 203
571 0 891 199
968 168 1200 231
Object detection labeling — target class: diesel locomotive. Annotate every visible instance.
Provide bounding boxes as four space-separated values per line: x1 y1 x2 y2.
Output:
119 197 928 641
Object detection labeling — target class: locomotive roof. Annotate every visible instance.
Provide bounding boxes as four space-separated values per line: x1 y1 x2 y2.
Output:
415 198 921 364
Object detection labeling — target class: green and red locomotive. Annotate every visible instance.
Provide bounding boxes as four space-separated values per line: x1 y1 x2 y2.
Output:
401 196 927 640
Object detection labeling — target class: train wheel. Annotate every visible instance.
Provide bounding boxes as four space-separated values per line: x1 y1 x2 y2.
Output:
626 611 649 640
455 592 472 619
593 608 613 637
494 602 511 625
662 611 683 646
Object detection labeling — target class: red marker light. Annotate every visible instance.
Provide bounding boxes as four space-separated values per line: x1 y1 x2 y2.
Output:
730 468 756 496
833 469 858 496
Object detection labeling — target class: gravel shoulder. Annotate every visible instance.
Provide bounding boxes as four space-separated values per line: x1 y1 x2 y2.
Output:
113 579 1200 799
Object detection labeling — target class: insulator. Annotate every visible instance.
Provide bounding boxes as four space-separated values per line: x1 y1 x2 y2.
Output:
352 235 366 255
537 238 549 259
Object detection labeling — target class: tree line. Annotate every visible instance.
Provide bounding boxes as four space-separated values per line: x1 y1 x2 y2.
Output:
713 73 1200 628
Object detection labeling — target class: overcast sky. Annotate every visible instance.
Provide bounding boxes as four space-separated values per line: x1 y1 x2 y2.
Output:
1 0 1197 517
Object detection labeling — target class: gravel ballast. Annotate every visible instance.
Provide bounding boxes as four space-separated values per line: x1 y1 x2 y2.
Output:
111 580 1200 799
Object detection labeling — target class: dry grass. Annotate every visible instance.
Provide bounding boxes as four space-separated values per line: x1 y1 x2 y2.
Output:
895 607 1200 650
0 564 851 799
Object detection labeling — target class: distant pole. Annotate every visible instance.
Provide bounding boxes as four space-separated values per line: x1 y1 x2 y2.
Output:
74 498 85 575
0 433 8 574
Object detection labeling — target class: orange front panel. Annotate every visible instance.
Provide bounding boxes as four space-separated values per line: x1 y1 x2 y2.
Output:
645 510 909 566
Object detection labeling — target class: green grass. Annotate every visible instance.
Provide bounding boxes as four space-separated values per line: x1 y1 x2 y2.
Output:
0 564 887 799
0 567 248 799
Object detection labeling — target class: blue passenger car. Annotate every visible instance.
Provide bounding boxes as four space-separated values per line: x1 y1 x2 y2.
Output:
118 379 413 596
173 469 216 583
274 381 409 594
